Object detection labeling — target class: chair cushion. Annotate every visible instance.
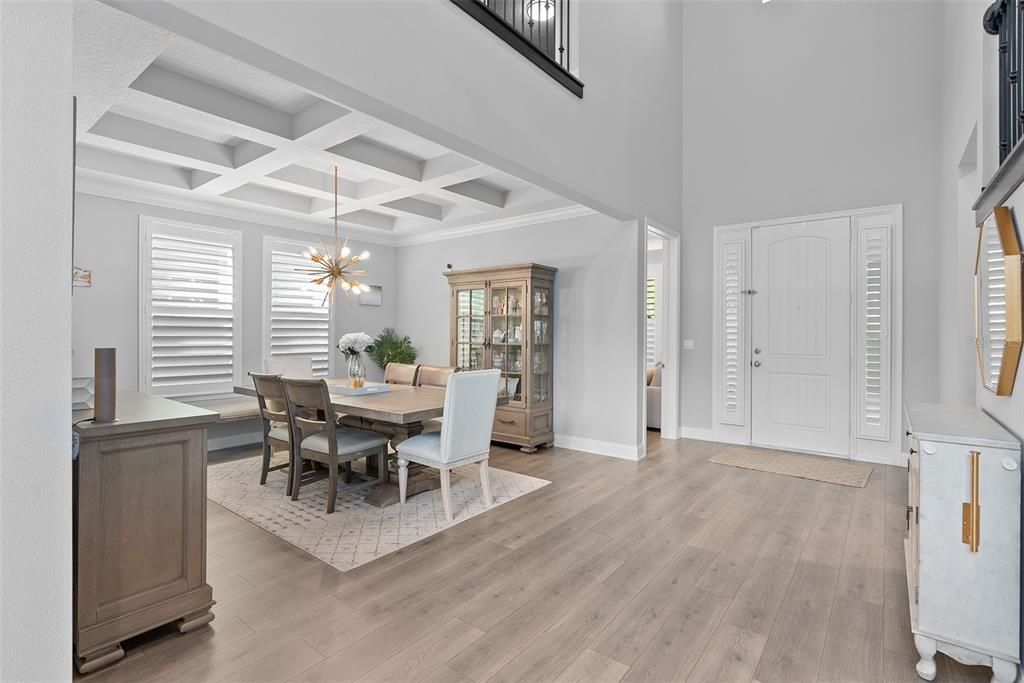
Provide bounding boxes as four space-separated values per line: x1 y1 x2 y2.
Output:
301 428 387 455
268 424 290 442
396 433 442 463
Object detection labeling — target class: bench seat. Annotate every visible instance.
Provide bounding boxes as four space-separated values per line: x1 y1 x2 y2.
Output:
186 395 261 423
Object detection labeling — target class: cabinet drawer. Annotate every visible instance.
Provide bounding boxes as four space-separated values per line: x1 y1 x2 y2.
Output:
493 409 526 436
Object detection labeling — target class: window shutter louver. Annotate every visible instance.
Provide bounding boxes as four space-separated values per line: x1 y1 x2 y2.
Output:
142 222 241 398
268 246 331 377
857 223 891 441
645 276 657 366
719 239 746 426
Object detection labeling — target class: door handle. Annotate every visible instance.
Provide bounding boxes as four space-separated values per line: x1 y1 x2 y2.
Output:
752 360 761 367
754 348 762 355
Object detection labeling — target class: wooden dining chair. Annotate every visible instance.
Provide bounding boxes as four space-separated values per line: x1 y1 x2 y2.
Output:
281 378 389 513
384 362 420 385
248 372 294 490
395 369 500 522
416 365 458 433
416 365 456 387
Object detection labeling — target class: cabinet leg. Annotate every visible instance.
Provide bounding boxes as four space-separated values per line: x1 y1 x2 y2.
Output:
176 608 215 634
914 634 937 681
991 657 1017 683
76 643 125 674
520 446 538 454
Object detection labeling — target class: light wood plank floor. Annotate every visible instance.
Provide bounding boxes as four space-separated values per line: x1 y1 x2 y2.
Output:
79 434 993 683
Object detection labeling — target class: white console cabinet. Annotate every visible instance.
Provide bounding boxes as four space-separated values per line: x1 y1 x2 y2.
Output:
904 403 1020 683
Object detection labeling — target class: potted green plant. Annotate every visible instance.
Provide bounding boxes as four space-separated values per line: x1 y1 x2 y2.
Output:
368 327 417 371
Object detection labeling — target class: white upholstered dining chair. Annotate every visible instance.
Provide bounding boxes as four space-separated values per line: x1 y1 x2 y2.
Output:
395 369 500 522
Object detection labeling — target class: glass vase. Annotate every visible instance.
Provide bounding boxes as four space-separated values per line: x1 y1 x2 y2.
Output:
346 353 366 388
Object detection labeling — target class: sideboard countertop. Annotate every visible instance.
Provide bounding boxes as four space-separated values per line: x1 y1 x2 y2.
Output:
73 391 218 440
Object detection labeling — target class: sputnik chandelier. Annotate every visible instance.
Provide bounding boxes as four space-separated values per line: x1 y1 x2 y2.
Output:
299 165 371 304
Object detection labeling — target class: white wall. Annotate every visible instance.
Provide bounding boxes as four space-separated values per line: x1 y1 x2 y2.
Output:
72 193 398 388
0 0 74 679
937 1 1024 442
106 0 683 229
395 214 641 457
681 0 945 431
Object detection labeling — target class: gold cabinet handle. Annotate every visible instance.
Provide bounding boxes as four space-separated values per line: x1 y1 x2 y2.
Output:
962 450 981 552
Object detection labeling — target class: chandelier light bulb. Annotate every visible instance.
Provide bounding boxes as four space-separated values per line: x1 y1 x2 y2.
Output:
359 250 371 261
341 245 351 258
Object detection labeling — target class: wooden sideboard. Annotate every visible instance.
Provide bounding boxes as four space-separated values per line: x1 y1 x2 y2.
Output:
73 392 219 673
903 403 1020 683
444 263 556 453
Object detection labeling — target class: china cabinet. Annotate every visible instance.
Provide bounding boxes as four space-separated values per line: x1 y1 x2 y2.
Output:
444 263 556 452
903 403 1020 683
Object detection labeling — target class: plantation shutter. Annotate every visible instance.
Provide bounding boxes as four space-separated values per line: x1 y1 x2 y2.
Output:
268 245 331 377
856 224 891 440
645 276 657 366
142 221 240 398
718 237 747 427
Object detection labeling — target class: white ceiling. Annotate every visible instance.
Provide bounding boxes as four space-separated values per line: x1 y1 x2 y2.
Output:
73 0 582 244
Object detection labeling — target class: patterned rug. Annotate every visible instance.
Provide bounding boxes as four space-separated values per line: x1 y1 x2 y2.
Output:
207 457 549 571
710 446 873 488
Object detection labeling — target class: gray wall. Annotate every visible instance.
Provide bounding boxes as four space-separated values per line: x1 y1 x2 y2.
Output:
395 214 640 451
72 193 398 388
680 0 945 431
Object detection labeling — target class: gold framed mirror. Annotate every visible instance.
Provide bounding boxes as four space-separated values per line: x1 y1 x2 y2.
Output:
975 205 1023 396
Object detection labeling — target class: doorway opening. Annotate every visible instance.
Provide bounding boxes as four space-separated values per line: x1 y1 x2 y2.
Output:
643 220 681 443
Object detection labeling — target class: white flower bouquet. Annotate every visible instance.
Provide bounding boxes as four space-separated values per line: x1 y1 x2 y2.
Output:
337 332 374 357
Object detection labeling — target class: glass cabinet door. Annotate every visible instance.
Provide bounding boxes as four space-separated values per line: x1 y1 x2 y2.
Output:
489 281 525 404
531 284 552 404
454 286 485 370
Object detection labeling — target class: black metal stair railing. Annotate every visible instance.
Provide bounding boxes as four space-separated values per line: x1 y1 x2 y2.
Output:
451 0 583 97
986 0 1023 163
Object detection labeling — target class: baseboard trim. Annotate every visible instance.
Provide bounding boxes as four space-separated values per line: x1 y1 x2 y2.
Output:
680 427 715 442
553 434 642 461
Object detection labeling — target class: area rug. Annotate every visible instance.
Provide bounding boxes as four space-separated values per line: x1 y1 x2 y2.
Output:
207 457 550 572
709 446 873 488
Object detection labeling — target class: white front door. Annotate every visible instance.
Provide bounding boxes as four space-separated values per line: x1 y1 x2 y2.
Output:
750 218 851 456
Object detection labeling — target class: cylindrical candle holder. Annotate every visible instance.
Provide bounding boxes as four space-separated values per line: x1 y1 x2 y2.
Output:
94 348 117 423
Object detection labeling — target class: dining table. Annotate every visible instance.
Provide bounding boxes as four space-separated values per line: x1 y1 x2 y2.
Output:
234 380 488 505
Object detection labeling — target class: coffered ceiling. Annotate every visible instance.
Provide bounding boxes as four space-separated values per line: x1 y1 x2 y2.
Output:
73 0 584 245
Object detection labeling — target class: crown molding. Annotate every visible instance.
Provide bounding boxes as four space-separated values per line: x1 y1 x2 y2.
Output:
394 205 597 246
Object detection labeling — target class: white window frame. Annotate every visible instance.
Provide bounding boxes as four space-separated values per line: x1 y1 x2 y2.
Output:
261 235 337 377
138 216 244 399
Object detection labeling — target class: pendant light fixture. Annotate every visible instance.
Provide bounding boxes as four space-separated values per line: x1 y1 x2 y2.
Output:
298 165 371 304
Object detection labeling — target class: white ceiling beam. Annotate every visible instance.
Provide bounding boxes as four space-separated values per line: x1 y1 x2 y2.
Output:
265 164 361 200
437 179 508 211
310 157 492 218
379 197 444 221
76 145 194 190
221 183 315 214
86 112 237 171
326 138 423 182
338 209 396 232
131 64 294 139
